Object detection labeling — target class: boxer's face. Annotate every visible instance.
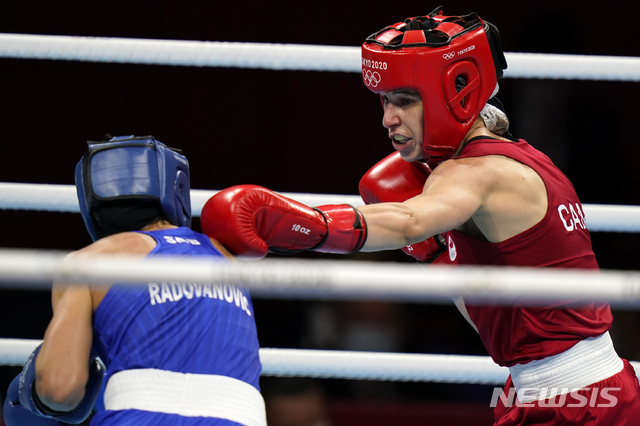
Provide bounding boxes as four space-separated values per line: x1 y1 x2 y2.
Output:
380 88 424 162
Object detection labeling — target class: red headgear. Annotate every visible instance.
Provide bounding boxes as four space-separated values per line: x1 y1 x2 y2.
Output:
361 6 507 168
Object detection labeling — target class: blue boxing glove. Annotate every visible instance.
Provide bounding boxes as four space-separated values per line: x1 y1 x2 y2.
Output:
15 344 104 425
4 375 65 426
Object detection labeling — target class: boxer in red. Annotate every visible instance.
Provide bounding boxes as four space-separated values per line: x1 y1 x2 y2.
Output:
201 7 640 425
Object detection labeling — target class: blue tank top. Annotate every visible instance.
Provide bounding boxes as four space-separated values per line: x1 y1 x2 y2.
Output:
92 227 261 389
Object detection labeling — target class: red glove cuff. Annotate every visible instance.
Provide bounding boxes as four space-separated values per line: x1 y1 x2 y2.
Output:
313 205 367 254
401 235 446 263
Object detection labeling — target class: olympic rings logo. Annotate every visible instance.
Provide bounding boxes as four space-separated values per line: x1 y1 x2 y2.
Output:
363 70 381 87
443 51 455 60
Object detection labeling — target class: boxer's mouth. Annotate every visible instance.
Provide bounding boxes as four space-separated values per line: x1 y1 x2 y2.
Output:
392 135 410 144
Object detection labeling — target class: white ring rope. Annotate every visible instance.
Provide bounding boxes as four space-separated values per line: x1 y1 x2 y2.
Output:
1 33 640 81
1 250 640 308
0 183 345 218
0 337 507 384
1 182 639 233
1 338 639 386
0 338 508 384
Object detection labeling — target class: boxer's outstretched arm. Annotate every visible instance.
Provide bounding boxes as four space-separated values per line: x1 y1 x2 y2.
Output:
201 158 494 257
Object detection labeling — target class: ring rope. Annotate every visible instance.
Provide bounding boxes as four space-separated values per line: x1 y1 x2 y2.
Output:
2 338 639 385
0 183 348 218
1 182 639 233
1 250 640 308
0 337 507 384
1 33 640 81
0 338 502 384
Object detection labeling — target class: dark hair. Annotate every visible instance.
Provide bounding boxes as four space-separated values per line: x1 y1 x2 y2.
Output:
91 199 166 239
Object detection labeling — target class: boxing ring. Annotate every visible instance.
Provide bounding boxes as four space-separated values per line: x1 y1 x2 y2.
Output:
1 33 640 395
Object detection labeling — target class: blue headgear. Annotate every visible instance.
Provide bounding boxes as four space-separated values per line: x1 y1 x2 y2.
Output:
75 135 191 241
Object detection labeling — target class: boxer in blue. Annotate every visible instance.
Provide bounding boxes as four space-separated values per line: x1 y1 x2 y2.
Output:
3 136 265 426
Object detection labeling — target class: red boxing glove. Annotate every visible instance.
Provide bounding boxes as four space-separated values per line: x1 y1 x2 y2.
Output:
201 185 367 259
359 152 446 263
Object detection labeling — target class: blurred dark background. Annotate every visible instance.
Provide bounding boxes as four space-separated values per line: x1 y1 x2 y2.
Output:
2 1 640 425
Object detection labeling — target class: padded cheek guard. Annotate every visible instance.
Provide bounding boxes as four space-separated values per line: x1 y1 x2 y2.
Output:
361 6 507 169
75 135 191 241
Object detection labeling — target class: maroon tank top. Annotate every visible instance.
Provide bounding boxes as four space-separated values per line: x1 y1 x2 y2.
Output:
440 138 612 366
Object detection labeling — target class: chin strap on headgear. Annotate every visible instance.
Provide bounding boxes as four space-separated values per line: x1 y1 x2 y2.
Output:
361 6 508 169
75 135 191 241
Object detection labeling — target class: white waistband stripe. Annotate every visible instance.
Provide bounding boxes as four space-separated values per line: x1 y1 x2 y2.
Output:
509 332 623 402
104 369 266 426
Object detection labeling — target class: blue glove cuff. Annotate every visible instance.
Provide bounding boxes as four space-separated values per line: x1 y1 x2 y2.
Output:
17 344 105 424
4 374 64 426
